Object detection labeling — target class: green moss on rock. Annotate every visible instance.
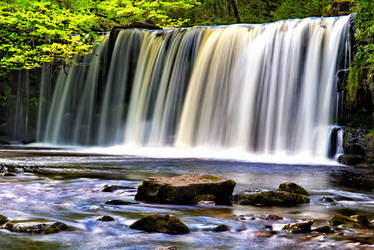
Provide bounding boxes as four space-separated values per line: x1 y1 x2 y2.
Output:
277 182 309 196
234 190 310 206
3 219 69 234
129 214 190 234
329 214 363 228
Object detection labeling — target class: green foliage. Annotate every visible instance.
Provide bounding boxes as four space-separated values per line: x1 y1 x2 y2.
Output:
0 0 200 75
347 0 374 102
272 0 333 20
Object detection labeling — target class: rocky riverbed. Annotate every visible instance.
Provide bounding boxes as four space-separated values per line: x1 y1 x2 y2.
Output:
0 146 374 249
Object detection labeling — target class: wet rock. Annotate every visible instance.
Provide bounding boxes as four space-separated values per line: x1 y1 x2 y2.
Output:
105 200 137 205
282 220 314 233
278 182 309 196
102 185 133 192
321 196 334 203
0 215 7 225
3 219 69 234
154 246 177 250
213 224 230 232
1 172 15 176
337 154 365 165
97 215 115 222
266 214 283 220
129 214 189 234
329 214 361 228
351 214 369 226
234 191 309 206
135 174 235 205
313 225 333 234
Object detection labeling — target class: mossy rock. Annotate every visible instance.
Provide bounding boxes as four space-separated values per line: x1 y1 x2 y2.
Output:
3 219 69 234
234 191 309 206
282 220 314 233
277 182 309 196
129 214 190 234
337 154 365 165
0 215 7 225
329 214 365 228
135 174 236 205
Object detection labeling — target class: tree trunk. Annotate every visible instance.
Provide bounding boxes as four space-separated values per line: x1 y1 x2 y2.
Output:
230 0 241 23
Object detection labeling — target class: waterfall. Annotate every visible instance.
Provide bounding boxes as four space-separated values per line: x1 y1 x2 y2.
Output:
39 15 352 161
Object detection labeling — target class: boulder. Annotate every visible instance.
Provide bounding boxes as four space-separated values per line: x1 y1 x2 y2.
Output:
337 154 365 165
3 219 69 234
277 182 309 196
328 214 367 228
135 174 236 205
129 214 189 234
282 220 314 233
234 191 309 206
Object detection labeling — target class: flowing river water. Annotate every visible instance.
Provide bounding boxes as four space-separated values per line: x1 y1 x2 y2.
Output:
0 147 373 249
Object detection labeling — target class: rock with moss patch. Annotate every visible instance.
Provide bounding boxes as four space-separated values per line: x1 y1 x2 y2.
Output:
0 215 7 225
330 214 371 228
282 220 314 233
135 174 235 205
337 154 365 165
277 182 309 196
329 214 363 228
234 191 309 206
212 224 230 232
129 214 189 234
3 219 69 234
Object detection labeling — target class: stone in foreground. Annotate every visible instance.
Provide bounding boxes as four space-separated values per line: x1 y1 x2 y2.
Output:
129 214 189 234
282 220 314 233
277 182 309 196
3 219 69 234
135 174 236 205
234 191 310 206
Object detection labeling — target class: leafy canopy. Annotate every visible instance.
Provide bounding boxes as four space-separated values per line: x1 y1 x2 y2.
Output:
0 0 200 76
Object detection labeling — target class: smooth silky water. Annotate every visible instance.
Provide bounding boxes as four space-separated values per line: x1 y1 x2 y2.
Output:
2 15 372 249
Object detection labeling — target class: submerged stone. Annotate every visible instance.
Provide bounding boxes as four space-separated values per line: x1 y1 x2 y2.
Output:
266 214 283 220
277 182 309 196
234 191 310 206
105 200 137 205
282 220 314 233
313 225 333 234
1 172 16 177
102 185 134 192
97 215 115 222
3 219 69 234
129 214 189 234
135 174 235 205
212 224 230 232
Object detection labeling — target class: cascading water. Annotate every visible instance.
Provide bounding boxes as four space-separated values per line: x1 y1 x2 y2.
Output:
39 15 352 163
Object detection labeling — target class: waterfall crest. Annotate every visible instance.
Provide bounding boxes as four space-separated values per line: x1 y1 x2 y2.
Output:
39 15 352 161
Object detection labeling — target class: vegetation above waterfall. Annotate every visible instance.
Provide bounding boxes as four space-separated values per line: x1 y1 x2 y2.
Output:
0 0 199 76
0 0 373 110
